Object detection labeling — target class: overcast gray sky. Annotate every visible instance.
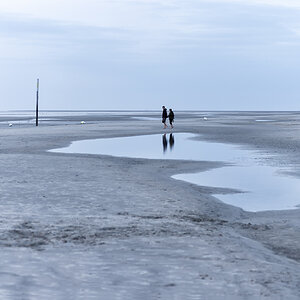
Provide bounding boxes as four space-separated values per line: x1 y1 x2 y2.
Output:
1 0 300 111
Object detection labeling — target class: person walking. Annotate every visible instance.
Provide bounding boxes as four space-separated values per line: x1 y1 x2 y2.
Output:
168 108 174 128
162 106 168 129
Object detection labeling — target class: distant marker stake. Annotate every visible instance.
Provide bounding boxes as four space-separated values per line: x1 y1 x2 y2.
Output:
36 79 39 126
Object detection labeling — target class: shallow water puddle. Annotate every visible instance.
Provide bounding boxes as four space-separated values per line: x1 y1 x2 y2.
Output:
174 166 300 212
51 133 300 212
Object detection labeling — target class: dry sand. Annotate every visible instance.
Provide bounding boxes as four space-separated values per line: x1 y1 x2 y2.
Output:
0 111 299 299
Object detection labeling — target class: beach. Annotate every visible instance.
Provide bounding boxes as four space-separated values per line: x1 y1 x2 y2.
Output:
0 111 299 299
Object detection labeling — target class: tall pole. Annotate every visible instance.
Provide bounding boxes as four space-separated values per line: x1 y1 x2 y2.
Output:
36 79 39 126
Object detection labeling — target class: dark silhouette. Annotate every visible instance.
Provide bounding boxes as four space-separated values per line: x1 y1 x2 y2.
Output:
169 133 175 150
162 133 168 152
168 109 174 129
36 79 39 126
162 106 168 129
162 133 175 153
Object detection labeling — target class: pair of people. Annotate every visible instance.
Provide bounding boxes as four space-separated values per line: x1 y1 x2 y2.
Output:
162 106 174 129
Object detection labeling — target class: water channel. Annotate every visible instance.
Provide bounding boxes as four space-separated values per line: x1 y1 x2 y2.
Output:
51 133 300 212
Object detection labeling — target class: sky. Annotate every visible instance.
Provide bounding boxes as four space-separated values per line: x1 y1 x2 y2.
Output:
1 0 300 111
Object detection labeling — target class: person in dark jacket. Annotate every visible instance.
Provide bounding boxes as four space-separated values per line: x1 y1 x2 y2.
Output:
162 106 168 129
168 108 174 128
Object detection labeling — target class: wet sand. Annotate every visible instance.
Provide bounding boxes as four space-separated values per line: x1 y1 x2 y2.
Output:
0 111 299 299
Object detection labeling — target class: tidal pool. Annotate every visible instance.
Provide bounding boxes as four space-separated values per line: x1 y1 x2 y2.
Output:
51 133 300 212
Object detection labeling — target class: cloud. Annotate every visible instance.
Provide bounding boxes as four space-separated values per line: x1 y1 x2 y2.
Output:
200 0 300 9
1 1 300 64
0 5 231 62
1 1 300 110
0 14 136 62
244 0 300 9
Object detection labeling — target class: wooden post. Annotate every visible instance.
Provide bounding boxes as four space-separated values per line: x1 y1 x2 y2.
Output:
36 79 39 126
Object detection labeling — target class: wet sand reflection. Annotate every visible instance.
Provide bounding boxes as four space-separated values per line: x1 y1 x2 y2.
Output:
162 133 175 153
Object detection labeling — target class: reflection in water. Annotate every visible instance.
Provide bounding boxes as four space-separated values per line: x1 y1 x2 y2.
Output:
51 133 300 211
162 134 168 152
162 133 175 153
169 134 175 150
